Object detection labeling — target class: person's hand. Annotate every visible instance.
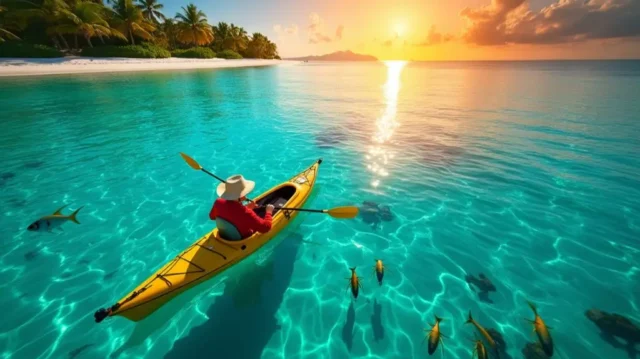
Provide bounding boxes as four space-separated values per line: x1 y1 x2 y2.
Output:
266 204 275 214
247 201 257 210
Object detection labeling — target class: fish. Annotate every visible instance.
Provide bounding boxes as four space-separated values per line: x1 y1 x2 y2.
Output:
27 205 83 232
423 315 446 355
24 248 40 261
526 301 554 357
465 311 498 354
25 161 45 169
103 270 118 281
68 343 95 359
471 336 489 359
346 267 362 299
373 259 385 286
465 273 497 293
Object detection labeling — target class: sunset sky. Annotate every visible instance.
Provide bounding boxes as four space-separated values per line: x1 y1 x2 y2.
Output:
162 0 640 60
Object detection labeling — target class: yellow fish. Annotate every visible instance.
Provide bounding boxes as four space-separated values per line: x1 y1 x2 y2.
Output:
27 205 83 232
373 259 385 285
423 315 446 356
471 336 489 359
465 311 499 356
346 267 362 299
526 301 554 357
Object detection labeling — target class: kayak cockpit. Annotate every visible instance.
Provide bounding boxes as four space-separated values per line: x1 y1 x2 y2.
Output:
252 184 297 217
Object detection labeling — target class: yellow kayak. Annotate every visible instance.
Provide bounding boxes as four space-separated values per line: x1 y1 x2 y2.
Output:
94 158 322 323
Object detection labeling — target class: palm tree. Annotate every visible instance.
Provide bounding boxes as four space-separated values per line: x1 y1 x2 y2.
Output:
136 0 164 23
53 1 125 48
0 6 21 42
158 18 178 49
175 3 212 46
265 39 277 59
245 32 278 59
228 23 247 52
211 21 228 51
16 0 76 49
110 0 154 45
211 22 247 52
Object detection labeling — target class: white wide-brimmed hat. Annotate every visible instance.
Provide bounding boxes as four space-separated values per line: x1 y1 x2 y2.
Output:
216 175 256 200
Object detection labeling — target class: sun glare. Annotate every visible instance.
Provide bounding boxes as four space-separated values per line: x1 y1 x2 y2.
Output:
394 23 407 37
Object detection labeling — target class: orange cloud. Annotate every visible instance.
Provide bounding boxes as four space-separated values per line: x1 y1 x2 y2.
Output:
415 25 455 46
336 25 344 40
461 0 640 45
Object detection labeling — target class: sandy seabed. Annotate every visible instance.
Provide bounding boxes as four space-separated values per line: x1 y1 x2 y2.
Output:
0 57 299 77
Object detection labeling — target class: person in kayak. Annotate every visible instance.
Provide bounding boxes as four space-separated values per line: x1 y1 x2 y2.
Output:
209 174 274 240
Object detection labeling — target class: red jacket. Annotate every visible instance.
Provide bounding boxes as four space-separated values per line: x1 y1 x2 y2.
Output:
209 198 272 238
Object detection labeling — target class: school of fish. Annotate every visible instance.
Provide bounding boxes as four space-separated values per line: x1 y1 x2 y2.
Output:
345 262 555 358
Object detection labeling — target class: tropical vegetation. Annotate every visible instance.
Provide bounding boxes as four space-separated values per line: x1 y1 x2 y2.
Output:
0 0 279 58
171 46 214 58
81 42 169 57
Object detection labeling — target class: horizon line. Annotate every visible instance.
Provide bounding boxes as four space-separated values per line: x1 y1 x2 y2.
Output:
284 58 640 62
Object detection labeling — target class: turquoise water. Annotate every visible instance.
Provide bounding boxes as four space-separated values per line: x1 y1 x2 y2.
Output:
1 60 639 359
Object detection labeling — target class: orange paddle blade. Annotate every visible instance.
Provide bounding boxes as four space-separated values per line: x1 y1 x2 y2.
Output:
180 152 202 170
326 206 359 219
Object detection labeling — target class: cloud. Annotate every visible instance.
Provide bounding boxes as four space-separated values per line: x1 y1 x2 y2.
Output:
273 24 299 36
308 12 322 32
307 13 344 44
460 0 640 45
415 25 455 46
309 34 332 44
336 25 344 40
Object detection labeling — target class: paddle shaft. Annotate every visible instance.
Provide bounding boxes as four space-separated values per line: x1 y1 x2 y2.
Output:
275 207 324 213
201 168 228 184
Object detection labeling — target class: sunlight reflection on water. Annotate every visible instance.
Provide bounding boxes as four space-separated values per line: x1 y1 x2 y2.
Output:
367 61 407 189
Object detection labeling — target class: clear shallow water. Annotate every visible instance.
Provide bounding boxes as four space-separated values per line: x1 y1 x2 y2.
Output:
1 61 639 359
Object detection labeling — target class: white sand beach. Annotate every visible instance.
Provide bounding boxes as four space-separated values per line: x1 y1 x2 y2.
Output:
0 57 299 77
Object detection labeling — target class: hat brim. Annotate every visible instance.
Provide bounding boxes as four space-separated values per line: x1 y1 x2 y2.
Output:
216 180 255 200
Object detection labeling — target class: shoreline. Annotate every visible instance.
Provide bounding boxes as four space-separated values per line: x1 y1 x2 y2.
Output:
0 57 300 77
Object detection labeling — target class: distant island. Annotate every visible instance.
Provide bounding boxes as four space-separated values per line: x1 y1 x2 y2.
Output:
288 50 378 62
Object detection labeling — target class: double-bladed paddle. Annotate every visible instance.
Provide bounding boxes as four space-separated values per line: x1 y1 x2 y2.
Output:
179 152 359 219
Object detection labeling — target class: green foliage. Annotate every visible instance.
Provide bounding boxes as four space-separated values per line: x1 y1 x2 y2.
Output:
211 22 247 53
171 46 215 58
137 0 165 23
111 0 155 45
174 3 212 46
53 1 125 49
81 42 169 58
216 49 242 59
0 41 63 57
243 32 278 59
139 41 170 57
0 0 280 58
0 5 22 43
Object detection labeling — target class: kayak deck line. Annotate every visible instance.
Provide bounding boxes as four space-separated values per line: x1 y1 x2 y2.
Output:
194 242 228 260
94 158 322 323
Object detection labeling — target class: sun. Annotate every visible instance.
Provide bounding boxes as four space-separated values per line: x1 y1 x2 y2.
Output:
394 22 407 37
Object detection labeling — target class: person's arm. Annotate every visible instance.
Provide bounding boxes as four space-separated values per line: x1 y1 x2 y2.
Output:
242 205 273 233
